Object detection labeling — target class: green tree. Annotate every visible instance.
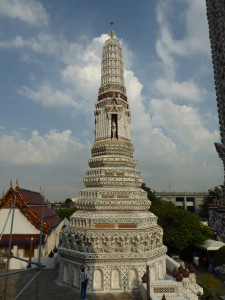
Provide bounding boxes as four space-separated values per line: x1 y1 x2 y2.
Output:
65 198 73 204
214 246 225 266
55 207 76 219
141 183 213 254
198 273 221 299
141 183 158 203
199 186 222 219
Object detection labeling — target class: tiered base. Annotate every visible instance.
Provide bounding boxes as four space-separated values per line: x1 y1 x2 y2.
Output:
59 245 167 293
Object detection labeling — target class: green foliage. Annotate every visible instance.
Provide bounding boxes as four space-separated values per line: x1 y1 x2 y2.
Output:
198 288 213 300
55 207 76 220
199 186 222 219
198 273 221 299
153 201 212 252
200 273 221 289
214 246 225 266
141 183 158 203
141 183 213 253
65 198 72 204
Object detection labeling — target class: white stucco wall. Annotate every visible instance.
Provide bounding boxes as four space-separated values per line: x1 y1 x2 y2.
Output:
166 255 180 272
5 251 60 269
42 219 67 255
1 210 68 269
0 208 40 234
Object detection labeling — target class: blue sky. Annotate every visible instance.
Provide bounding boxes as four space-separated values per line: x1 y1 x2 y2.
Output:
0 0 222 202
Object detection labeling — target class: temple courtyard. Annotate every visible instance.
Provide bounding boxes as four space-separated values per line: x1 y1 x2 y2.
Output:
0 265 141 300
1 264 225 300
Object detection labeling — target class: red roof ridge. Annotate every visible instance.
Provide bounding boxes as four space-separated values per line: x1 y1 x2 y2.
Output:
1 185 55 234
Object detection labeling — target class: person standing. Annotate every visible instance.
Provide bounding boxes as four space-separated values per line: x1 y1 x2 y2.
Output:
80 266 88 300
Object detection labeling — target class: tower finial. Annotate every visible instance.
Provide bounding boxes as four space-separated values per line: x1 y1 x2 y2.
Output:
109 21 115 38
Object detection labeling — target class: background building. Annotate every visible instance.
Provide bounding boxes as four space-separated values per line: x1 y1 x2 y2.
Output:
205 0 225 241
0 183 66 269
155 191 207 213
205 0 225 201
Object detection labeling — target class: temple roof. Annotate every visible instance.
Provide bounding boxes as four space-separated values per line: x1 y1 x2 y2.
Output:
0 234 45 246
0 185 62 235
19 188 44 205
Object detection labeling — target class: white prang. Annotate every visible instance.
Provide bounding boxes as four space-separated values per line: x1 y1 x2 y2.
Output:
58 27 202 299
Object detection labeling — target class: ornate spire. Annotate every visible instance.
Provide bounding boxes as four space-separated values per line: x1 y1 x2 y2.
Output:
99 24 126 97
94 26 130 142
108 21 115 38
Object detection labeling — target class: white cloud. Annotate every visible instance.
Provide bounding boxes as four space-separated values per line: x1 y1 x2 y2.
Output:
156 0 210 60
0 0 49 27
19 84 78 109
155 0 211 85
150 98 218 153
0 34 64 55
0 33 105 112
0 129 85 164
0 35 25 48
125 70 151 131
184 0 210 55
61 34 108 111
154 78 206 102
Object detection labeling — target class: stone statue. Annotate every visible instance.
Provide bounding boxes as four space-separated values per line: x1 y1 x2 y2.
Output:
111 120 117 139
71 235 78 250
119 236 129 252
143 237 151 252
79 239 87 252
136 235 143 252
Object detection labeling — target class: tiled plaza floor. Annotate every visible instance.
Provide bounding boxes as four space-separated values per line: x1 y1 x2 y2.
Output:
0 266 141 300
2 263 225 299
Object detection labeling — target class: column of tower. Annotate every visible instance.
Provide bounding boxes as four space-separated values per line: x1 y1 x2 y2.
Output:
59 25 167 293
206 0 225 203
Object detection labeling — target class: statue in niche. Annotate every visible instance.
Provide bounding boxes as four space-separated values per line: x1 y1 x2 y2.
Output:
111 120 117 138
111 114 118 139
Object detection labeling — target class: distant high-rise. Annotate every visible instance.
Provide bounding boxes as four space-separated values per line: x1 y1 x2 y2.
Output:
206 0 225 204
